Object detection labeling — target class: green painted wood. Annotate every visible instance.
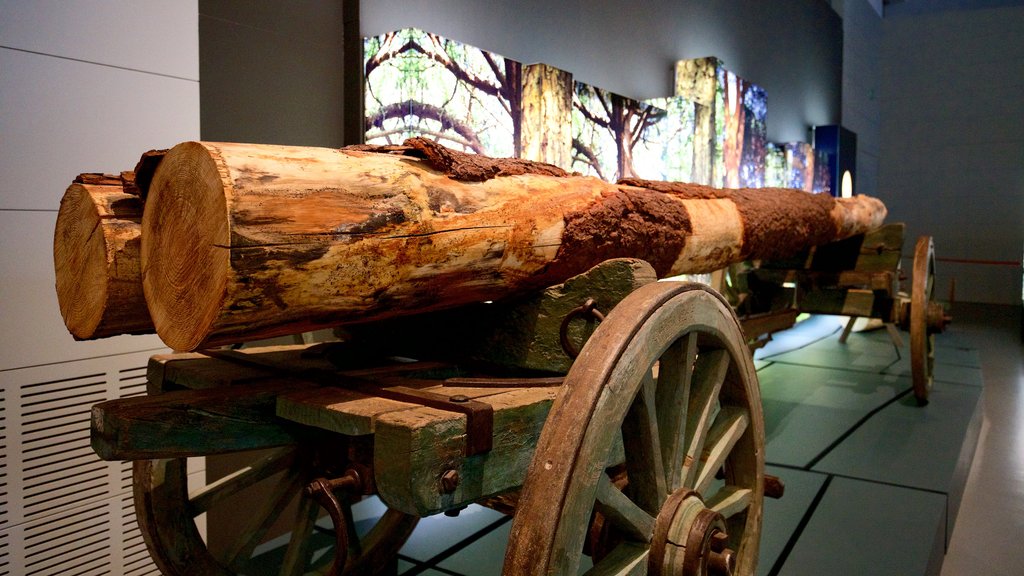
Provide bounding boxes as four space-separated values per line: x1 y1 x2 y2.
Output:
348 258 657 374
760 223 904 273
91 380 311 460
373 387 557 516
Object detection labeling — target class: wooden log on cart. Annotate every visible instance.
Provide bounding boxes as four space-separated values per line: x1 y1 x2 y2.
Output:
53 173 154 339
139 138 887 350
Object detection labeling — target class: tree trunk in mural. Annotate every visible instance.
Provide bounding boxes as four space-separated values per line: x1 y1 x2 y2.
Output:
54 173 153 339
520 63 573 169
609 94 638 180
136 138 887 351
674 58 718 186
722 73 747 189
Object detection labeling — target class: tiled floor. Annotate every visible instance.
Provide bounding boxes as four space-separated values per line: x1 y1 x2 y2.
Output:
342 304 999 575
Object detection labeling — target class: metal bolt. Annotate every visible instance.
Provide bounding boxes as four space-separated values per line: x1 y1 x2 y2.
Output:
448 394 470 403
440 469 460 493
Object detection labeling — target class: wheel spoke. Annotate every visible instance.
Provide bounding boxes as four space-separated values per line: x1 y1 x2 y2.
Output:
694 406 750 495
224 466 305 570
656 332 697 490
278 493 320 576
682 349 729 488
594 475 656 543
705 485 753 519
584 541 650 576
622 368 667 513
188 447 296 516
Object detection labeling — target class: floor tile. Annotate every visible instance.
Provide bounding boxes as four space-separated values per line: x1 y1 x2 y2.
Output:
754 315 845 360
758 363 907 467
436 519 512 575
778 476 946 576
884 359 985 386
813 382 983 492
931 343 981 368
398 504 506 562
763 335 901 373
397 559 454 576
757 466 829 576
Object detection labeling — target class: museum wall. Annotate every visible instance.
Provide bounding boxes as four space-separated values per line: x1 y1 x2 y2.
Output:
199 0 347 147
361 0 843 145
0 1 199 572
834 0 883 199
878 3 1024 304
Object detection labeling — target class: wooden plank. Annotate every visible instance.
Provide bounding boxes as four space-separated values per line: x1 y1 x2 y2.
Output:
799 288 895 319
751 269 896 292
349 258 657 374
761 222 904 273
91 380 312 460
373 387 557 516
147 345 325 392
275 386 416 436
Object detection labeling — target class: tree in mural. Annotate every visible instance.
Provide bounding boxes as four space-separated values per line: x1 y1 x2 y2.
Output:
740 85 767 188
784 142 815 192
364 28 522 157
644 96 697 183
572 84 666 182
720 69 748 189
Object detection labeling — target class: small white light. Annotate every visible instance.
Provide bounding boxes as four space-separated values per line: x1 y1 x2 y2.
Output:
841 170 854 198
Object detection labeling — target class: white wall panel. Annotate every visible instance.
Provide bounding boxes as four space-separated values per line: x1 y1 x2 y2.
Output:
0 350 163 575
0 211 165 372
0 49 199 211
1 1 199 573
0 0 198 80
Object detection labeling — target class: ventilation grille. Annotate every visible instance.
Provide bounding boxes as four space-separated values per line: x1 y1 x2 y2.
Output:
0 530 8 576
21 372 109 521
1 349 164 575
1 383 8 531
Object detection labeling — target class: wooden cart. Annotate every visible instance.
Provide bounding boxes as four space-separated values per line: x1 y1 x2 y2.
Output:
726 223 949 404
92 259 768 576
68 140 903 576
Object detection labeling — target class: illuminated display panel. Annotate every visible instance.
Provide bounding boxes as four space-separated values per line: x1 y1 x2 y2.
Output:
364 28 521 157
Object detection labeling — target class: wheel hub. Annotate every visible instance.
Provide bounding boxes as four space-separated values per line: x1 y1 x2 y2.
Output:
649 489 736 575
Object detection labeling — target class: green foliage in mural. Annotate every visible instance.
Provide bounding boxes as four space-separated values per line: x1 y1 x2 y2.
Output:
643 96 697 183
364 28 520 157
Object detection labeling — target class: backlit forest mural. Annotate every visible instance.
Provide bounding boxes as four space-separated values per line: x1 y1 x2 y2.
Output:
364 28 832 195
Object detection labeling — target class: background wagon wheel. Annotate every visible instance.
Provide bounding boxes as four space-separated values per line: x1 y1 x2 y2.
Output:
910 236 938 406
134 448 418 576
504 282 765 575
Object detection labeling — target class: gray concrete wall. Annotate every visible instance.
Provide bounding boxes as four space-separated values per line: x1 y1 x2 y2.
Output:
879 4 1024 304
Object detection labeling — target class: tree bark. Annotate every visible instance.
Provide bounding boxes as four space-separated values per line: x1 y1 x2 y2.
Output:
674 58 718 186
520 63 573 169
141 138 887 351
54 174 153 339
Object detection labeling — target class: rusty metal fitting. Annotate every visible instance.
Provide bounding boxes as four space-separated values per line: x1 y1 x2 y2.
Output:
559 298 606 359
440 469 460 493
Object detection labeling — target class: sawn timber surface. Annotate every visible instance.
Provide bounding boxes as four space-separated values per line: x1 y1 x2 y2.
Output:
150 344 558 516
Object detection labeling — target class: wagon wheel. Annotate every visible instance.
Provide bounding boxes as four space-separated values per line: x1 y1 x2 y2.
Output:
505 282 764 575
134 447 418 576
910 236 942 406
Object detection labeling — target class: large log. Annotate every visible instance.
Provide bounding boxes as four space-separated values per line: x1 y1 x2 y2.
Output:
142 138 886 350
54 173 154 339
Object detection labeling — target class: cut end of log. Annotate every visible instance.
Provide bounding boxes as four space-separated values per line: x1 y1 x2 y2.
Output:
54 183 111 338
143 141 230 351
